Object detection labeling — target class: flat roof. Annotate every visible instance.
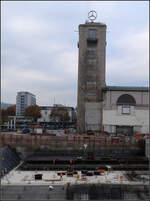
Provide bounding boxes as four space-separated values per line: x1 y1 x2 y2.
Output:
17 91 36 96
103 86 149 92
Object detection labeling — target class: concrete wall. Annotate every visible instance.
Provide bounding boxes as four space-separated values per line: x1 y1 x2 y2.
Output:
0 133 141 149
85 102 101 130
103 108 149 134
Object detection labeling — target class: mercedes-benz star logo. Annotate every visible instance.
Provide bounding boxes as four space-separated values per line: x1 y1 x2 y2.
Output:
88 10 97 22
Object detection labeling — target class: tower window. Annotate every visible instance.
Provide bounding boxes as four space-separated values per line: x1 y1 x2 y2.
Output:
88 29 96 40
87 92 96 96
87 47 96 51
87 69 96 74
87 81 96 86
87 65 96 70
87 58 97 64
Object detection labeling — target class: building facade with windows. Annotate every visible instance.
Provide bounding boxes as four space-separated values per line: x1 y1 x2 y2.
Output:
37 105 76 123
102 86 149 136
16 92 36 116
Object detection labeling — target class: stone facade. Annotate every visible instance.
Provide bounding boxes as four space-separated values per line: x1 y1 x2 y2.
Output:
77 22 106 133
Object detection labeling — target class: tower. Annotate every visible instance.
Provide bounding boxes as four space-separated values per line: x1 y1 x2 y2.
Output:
77 12 106 134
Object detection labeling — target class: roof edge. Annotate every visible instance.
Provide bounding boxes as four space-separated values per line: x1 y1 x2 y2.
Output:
102 86 149 92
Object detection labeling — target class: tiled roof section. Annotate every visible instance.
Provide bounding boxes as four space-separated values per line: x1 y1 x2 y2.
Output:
103 86 149 92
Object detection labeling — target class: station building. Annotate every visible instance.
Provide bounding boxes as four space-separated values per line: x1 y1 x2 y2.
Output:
77 19 149 135
102 86 149 136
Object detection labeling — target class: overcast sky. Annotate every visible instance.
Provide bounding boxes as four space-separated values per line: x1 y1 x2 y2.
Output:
2 1 149 107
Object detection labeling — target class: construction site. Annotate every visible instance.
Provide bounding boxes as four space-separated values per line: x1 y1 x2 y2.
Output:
1 5 149 201
0 132 150 200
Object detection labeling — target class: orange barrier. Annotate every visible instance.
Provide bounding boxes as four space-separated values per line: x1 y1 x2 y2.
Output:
136 133 142 138
98 169 105 173
120 176 123 180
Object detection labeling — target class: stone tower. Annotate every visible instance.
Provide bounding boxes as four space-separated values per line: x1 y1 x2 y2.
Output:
77 20 107 134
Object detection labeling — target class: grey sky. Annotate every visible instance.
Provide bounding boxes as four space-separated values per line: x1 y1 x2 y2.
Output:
1 1 149 107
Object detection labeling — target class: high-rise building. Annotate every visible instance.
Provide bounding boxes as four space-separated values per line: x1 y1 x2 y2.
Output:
16 91 36 116
77 20 106 133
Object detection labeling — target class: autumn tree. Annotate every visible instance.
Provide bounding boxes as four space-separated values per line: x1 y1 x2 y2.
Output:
50 106 70 122
1 109 8 124
1 105 16 124
6 105 16 116
24 104 41 122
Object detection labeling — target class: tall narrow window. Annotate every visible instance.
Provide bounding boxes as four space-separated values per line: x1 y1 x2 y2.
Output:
88 29 96 40
87 67 96 71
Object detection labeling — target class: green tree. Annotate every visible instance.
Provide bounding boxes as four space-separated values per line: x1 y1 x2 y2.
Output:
24 104 41 122
50 106 70 122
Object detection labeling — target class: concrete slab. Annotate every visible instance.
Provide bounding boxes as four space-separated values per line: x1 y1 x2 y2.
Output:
1 169 149 186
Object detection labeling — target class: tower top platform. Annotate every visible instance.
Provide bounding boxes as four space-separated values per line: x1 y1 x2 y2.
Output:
79 22 106 27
